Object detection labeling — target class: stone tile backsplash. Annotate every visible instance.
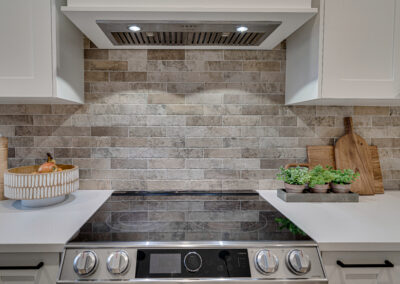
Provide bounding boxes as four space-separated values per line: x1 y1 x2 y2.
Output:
1 39 400 190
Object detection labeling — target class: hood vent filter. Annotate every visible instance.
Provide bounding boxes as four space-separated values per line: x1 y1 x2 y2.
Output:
97 21 280 46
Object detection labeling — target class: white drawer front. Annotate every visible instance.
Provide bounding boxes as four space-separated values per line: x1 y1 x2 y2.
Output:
322 251 400 284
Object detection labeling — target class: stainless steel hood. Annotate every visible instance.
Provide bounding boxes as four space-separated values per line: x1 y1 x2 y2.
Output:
62 0 317 50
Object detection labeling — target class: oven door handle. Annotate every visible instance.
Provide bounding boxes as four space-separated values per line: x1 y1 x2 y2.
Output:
0 262 44 270
337 260 394 268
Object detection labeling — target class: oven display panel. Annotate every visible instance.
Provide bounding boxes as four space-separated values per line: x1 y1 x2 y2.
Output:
149 254 181 274
136 249 250 278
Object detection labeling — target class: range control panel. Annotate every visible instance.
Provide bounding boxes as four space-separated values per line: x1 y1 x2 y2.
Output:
58 244 327 283
136 249 250 278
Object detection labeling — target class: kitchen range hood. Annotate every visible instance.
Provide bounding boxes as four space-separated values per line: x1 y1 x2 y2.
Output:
62 0 317 50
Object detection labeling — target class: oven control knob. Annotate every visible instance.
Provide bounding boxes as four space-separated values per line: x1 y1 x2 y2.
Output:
184 252 202 273
286 249 311 275
255 250 279 274
107 250 129 275
73 251 98 276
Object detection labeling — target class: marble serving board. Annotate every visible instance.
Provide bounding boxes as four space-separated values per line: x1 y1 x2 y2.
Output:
277 189 359 203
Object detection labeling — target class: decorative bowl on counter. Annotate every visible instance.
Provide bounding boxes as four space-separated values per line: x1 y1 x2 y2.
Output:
4 164 79 207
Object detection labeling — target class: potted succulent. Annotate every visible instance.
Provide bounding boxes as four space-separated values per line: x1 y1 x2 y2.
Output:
276 166 310 193
308 165 334 193
330 169 360 193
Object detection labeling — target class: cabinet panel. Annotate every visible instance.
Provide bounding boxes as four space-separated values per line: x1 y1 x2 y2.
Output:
0 253 59 284
325 266 395 284
285 0 323 104
322 0 400 99
0 0 53 98
1 271 38 284
0 1 34 78
322 251 400 284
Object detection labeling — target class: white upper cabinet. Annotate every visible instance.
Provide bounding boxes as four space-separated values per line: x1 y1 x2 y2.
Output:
285 0 400 105
0 0 84 104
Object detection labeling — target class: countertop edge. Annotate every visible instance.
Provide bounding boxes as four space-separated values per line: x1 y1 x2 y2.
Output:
318 242 400 252
0 190 113 253
258 190 400 252
0 244 66 253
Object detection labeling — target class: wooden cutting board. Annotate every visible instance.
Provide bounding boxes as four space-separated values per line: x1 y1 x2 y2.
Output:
308 145 384 194
334 117 375 195
369 145 384 194
307 146 336 169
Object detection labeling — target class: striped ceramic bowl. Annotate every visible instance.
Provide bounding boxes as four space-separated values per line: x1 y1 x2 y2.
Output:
4 165 79 200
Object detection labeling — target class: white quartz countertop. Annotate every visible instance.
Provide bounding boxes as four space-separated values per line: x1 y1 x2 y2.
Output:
0 190 112 253
258 190 400 252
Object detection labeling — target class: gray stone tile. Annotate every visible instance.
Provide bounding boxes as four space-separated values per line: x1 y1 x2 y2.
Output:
112 233 148 241
167 201 204 211
187 222 241 232
240 201 275 211
72 137 111 147
204 169 240 179
0 115 33 125
91 127 129 137
111 212 148 223
92 148 130 158
111 159 148 169
7 137 34 147
204 201 240 211
54 147 91 158
52 126 91 136
186 116 221 126
33 115 71 126
187 211 259 222
0 126 15 137
111 180 146 190
148 50 185 60
129 127 166 137
148 211 186 221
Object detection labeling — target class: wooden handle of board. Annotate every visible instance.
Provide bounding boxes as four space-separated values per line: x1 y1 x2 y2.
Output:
344 117 354 134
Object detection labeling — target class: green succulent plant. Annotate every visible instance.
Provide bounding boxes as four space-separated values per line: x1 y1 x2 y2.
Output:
275 217 307 236
330 168 360 184
308 165 334 188
276 166 310 185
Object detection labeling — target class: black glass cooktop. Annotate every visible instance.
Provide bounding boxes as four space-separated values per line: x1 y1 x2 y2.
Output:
70 191 309 242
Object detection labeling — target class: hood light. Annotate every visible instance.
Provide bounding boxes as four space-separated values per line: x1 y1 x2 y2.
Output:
128 25 141 32
236 26 248 32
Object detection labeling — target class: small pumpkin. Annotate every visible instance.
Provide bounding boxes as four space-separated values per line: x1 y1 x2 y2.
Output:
38 153 61 173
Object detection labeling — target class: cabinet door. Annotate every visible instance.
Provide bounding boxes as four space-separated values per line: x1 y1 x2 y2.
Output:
0 0 53 98
0 270 41 284
322 251 400 284
325 266 396 284
0 253 59 284
322 0 400 100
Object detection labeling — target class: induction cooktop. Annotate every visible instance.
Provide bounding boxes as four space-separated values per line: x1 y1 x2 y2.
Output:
70 190 310 242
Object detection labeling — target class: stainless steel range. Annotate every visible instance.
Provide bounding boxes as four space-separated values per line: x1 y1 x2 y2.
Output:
57 191 327 283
